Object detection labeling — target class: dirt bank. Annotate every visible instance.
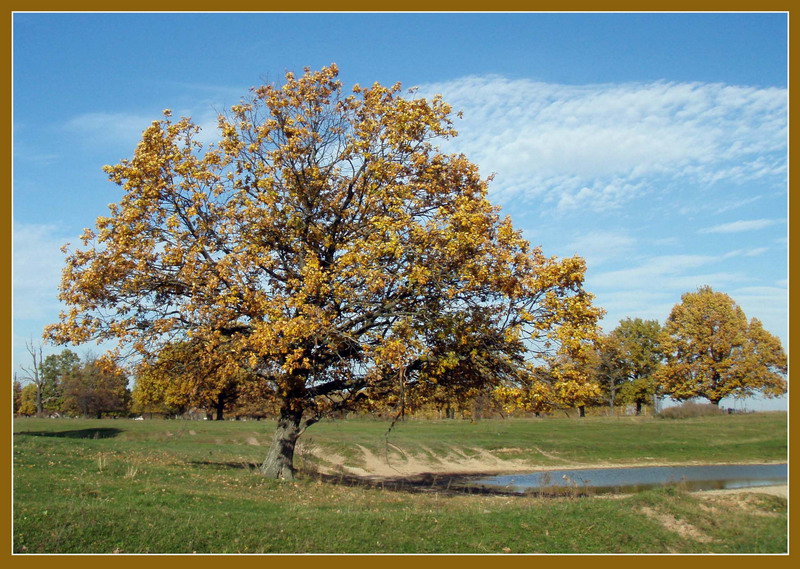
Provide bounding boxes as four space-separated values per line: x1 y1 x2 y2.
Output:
697 484 787 498
310 444 787 497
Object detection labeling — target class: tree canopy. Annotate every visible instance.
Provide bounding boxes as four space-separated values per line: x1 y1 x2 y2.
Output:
133 339 259 420
656 286 787 406
60 356 130 419
597 318 662 414
45 65 603 478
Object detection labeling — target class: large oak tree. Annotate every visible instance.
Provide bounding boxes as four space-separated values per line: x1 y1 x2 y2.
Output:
46 65 602 478
656 286 786 406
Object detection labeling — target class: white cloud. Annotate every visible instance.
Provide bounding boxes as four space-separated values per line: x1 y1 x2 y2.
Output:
589 246 783 294
699 218 783 234
12 222 71 320
62 77 787 215
417 76 787 211
714 196 763 214
12 223 109 373
591 254 724 288
564 230 636 267
722 247 769 258
64 112 155 148
592 289 676 333
63 108 223 150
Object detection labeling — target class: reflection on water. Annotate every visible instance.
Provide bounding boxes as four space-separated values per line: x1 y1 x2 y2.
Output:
470 463 787 494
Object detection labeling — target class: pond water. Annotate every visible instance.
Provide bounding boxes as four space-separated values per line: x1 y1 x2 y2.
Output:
469 463 787 494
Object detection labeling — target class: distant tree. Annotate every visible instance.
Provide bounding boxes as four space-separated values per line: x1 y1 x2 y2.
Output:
13 376 23 415
132 354 191 418
493 367 555 417
20 340 60 416
61 356 131 418
598 318 662 415
229 379 280 420
656 286 787 406
39 349 81 414
18 384 38 416
550 351 604 418
134 339 252 420
617 377 660 416
594 333 629 411
130 387 174 419
45 65 603 478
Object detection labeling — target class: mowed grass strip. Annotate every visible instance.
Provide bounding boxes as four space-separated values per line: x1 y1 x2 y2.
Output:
13 414 787 553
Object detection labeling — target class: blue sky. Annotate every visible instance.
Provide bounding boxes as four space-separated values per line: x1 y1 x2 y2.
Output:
12 12 788 410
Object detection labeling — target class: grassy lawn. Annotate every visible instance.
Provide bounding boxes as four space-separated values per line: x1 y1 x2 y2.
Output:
306 412 788 467
12 413 787 553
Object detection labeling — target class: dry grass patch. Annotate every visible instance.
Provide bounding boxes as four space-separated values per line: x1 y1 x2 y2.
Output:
639 506 716 544
700 492 786 518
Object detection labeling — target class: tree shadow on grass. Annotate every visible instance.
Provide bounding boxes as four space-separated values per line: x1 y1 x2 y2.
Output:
189 460 259 471
188 459 478 492
302 469 528 496
16 428 124 439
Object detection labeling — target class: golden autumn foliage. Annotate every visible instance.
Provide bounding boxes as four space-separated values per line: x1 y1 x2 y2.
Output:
493 370 555 416
133 339 266 420
17 384 38 416
656 286 787 406
45 65 602 478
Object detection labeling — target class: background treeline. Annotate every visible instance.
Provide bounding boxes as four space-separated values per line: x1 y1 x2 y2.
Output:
14 347 130 419
15 287 786 421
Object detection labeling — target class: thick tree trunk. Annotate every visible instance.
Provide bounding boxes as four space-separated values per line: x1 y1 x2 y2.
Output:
635 401 643 416
260 407 305 479
578 405 586 418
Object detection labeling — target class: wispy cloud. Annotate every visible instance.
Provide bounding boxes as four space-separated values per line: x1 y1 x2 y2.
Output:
714 195 763 214
565 230 636 267
12 223 118 370
63 108 223 150
417 76 787 211
63 112 155 148
699 218 784 234
590 254 743 292
12 222 71 321
722 247 769 258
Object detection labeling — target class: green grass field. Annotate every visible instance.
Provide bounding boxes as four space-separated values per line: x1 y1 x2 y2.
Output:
13 413 787 553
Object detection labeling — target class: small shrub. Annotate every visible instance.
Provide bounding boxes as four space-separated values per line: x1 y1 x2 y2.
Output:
657 402 724 419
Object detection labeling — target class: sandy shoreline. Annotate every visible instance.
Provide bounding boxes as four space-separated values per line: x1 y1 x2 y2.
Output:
313 445 787 497
696 484 787 498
